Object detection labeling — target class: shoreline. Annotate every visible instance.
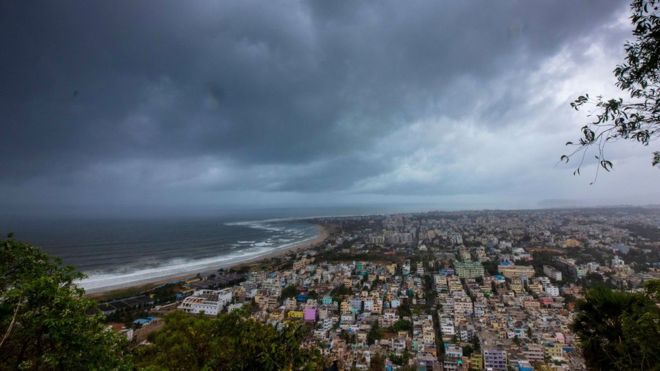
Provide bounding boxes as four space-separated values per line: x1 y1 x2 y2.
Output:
85 224 329 297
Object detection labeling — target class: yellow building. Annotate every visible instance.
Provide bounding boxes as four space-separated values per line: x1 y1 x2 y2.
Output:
545 343 564 359
510 278 525 294
562 239 582 248
498 264 535 279
287 311 304 319
386 263 397 275
469 353 483 370
528 282 544 295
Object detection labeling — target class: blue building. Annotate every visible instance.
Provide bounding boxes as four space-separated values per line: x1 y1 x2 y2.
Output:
516 360 533 371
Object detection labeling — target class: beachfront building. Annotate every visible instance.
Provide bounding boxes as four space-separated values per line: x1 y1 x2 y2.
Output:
178 288 232 315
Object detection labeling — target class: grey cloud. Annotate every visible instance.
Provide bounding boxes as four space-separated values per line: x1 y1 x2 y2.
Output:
0 0 641 212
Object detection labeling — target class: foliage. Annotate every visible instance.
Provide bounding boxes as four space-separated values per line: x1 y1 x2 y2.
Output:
570 280 660 370
0 237 131 370
339 330 355 344
280 284 298 300
368 352 385 371
388 349 410 366
330 284 352 305
396 302 411 318
107 310 150 328
482 260 499 276
391 319 412 333
579 272 617 289
151 283 179 304
135 309 323 370
564 0 660 175
367 322 384 345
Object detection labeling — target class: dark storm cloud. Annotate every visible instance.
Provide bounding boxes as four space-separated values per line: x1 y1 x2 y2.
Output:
0 0 639 211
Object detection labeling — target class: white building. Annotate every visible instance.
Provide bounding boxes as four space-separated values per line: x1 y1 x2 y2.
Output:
612 255 625 268
440 316 455 336
545 285 560 297
402 260 411 275
178 288 233 316
543 265 562 281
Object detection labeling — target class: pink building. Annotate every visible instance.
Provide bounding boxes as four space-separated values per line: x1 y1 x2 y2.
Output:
303 308 316 322
540 297 553 307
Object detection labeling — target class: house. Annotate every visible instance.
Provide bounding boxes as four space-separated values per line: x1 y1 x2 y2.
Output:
304 308 317 322
178 288 232 315
288 310 304 319
483 348 507 371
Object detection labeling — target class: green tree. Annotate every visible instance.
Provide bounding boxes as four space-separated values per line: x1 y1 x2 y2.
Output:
571 281 660 370
280 284 298 301
391 319 412 333
471 336 481 351
397 302 411 318
368 352 385 371
134 309 323 370
564 0 660 174
0 237 131 370
388 349 410 366
482 260 498 276
367 322 384 345
330 284 351 297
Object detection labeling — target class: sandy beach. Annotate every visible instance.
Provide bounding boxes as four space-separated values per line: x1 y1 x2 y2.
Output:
85 224 329 297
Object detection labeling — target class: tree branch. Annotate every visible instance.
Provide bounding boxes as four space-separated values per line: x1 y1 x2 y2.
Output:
0 297 23 349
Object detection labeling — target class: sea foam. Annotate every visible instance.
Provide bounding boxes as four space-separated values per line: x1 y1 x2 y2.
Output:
76 226 318 292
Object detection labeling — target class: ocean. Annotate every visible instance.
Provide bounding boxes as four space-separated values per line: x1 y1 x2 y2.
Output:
0 205 428 292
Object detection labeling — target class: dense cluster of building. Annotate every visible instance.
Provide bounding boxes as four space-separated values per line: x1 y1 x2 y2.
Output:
106 207 660 370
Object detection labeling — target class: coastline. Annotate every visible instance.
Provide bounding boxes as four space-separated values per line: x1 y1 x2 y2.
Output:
85 224 329 297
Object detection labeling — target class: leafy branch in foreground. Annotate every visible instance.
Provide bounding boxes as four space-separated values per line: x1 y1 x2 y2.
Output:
563 0 659 179
571 280 660 370
0 236 131 370
134 309 324 370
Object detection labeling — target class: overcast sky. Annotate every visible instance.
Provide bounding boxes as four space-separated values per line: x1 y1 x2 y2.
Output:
1 0 658 217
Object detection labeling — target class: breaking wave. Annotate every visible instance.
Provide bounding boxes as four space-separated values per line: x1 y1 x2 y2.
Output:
74 217 320 293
